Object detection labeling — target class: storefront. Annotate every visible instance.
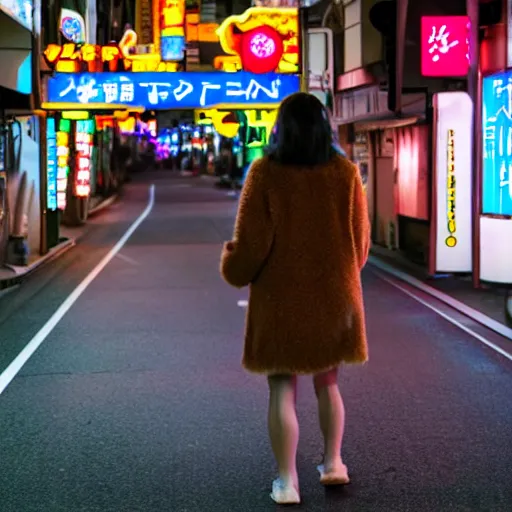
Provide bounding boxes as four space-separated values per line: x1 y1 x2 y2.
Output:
41 105 139 228
333 85 429 262
0 1 42 266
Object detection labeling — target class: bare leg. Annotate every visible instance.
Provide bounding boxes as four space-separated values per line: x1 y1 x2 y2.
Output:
267 375 300 490
314 368 348 482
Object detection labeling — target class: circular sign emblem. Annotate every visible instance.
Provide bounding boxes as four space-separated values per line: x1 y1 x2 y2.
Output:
61 17 83 43
250 33 276 59
241 26 283 74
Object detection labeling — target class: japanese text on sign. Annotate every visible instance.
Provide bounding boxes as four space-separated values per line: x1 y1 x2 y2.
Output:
482 73 512 217
46 71 300 109
446 129 457 248
43 42 178 73
421 16 469 77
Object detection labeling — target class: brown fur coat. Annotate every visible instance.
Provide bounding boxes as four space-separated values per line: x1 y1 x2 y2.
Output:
220 155 370 375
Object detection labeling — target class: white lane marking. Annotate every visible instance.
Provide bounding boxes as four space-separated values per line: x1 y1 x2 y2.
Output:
369 255 512 340
374 270 512 363
0 185 156 396
237 300 248 308
115 252 139 266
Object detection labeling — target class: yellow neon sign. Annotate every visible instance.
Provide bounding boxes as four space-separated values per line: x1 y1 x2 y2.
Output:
43 30 180 73
445 129 457 248
215 7 299 74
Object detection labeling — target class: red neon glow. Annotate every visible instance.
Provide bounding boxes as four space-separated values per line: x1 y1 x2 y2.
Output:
394 125 429 221
240 25 283 74
421 16 470 77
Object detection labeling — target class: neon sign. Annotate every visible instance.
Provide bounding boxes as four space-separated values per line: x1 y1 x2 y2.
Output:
75 120 94 198
216 7 299 74
421 16 469 77
43 31 179 73
159 0 186 61
46 118 58 211
482 71 512 217
56 119 71 211
446 129 456 247
46 71 300 109
59 8 86 43
433 91 472 273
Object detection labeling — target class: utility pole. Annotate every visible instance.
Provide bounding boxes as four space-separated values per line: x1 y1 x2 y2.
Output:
394 0 408 114
466 0 481 288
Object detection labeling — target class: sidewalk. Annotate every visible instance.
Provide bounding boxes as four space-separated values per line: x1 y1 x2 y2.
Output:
369 245 512 334
0 194 118 292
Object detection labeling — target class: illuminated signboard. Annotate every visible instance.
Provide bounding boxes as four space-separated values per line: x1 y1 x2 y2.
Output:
43 34 179 74
59 8 86 43
56 118 71 211
216 7 299 74
433 91 473 273
0 0 33 31
75 119 94 198
482 71 512 217
46 118 58 211
159 0 186 61
46 71 300 109
445 129 456 248
421 16 469 77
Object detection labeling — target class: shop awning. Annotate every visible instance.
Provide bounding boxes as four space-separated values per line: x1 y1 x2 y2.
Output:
354 114 424 132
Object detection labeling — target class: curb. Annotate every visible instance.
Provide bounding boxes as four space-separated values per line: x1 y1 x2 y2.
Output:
0 238 76 291
368 255 512 340
88 194 118 216
0 194 118 293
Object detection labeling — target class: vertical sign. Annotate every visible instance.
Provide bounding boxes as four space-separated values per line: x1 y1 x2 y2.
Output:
75 120 94 197
433 91 473 273
482 71 512 216
136 0 154 45
508 0 512 68
160 0 186 61
46 118 58 211
56 118 71 211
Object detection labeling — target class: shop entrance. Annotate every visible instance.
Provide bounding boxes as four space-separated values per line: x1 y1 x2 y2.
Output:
374 156 395 247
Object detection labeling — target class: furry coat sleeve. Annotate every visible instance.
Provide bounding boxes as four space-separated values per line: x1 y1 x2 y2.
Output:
220 160 273 288
350 170 371 269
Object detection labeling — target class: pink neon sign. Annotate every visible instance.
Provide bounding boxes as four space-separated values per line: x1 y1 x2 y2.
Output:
421 16 470 77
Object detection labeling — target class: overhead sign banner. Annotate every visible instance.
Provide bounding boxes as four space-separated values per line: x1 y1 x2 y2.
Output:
433 91 473 273
46 71 299 109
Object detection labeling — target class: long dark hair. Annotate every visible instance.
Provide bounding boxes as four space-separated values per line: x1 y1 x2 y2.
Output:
266 92 336 166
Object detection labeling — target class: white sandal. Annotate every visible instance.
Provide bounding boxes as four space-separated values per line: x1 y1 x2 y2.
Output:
317 463 350 485
270 478 301 505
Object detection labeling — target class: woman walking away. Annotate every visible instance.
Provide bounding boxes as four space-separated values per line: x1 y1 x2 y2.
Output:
220 92 370 505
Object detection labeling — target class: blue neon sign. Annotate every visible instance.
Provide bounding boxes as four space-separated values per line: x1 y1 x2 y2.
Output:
47 71 300 110
482 71 512 217
161 36 185 62
46 118 58 211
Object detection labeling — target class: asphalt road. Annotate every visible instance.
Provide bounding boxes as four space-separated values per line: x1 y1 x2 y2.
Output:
0 172 511 512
